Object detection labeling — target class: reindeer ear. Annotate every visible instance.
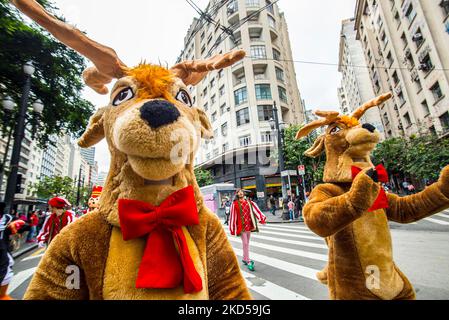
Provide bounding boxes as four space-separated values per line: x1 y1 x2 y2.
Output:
304 135 325 158
195 108 213 140
78 107 106 148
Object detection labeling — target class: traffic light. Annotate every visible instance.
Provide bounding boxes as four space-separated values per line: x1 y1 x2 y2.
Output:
15 174 22 194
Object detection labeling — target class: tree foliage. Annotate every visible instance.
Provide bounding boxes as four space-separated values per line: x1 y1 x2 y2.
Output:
372 134 449 181
282 124 326 186
194 168 214 188
0 0 94 147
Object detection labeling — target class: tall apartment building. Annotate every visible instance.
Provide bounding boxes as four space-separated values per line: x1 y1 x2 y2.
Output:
355 0 449 138
178 0 305 209
338 18 385 137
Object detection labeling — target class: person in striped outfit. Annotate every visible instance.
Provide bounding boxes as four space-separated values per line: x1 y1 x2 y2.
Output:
37 197 74 248
229 189 266 271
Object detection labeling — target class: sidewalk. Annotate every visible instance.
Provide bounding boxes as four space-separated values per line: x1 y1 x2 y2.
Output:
263 209 304 224
11 235 39 259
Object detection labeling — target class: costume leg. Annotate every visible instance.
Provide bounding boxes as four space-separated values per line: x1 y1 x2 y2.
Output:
241 231 250 263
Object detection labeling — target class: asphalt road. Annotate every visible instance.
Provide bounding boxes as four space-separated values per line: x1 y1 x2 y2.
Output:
7 209 449 300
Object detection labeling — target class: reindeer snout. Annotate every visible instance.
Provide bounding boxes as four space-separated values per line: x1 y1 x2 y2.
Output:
362 123 376 133
140 100 180 129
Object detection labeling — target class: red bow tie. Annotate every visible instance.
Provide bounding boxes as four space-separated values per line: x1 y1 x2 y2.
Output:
351 164 389 212
118 186 202 293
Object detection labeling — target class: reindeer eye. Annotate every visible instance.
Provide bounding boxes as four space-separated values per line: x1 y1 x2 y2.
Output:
112 87 134 106
176 89 193 107
330 126 341 135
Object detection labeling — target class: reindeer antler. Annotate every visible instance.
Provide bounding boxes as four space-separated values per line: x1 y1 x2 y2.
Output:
351 92 392 120
170 50 246 86
11 0 127 94
295 111 339 140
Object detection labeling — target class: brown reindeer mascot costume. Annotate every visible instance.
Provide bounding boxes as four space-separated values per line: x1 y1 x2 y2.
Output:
13 0 251 300
296 93 449 300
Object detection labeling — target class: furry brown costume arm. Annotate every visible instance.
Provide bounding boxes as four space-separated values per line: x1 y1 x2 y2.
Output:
304 172 380 237
205 212 251 300
24 212 110 300
387 165 449 223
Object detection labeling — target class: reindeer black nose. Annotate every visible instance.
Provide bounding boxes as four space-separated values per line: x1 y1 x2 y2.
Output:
140 100 180 129
362 123 376 133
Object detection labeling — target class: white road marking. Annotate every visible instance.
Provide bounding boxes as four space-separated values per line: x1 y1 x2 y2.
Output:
260 225 315 235
253 229 322 241
228 237 328 261
435 213 449 220
21 253 44 262
424 217 449 225
232 248 320 281
7 267 37 294
240 270 310 300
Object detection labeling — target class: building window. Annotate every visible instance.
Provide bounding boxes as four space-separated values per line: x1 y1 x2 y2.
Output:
203 102 208 111
212 111 217 122
227 0 238 15
223 143 229 152
266 0 274 14
414 77 422 91
275 67 284 82
418 53 433 72
257 105 273 121
246 0 259 6
380 31 388 47
210 78 215 88
219 85 225 96
392 71 400 86
221 122 228 136
220 103 227 115
260 132 272 143
202 87 208 97
250 45 267 59
421 100 430 116
234 87 248 105
440 112 449 131
397 90 406 105
255 84 272 100
403 112 412 127
430 81 444 101
218 69 224 79
386 51 394 66
239 135 252 147
405 3 417 24
213 129 218 138
278 86 288 102
268 15 276 29
236 107 250 126
273 48 281 61
400 32 408 48
412 28 424 48
441 0 449 16
211 94 216 105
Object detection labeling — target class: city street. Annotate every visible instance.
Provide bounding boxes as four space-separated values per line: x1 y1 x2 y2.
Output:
7 208 449 300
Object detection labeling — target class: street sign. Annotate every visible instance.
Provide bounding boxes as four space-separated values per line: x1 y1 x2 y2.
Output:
281 170 297 177
257 192 265 198
297 165 305 175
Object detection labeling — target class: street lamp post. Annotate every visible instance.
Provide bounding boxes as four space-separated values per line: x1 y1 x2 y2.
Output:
3 61 43 215
269 101 290 220
0 96 16 198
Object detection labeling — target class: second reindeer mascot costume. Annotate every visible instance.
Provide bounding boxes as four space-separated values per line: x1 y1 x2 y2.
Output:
296 93 449 300
13 0 251 300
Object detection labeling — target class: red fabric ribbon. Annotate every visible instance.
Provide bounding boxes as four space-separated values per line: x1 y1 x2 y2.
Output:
351 164 389 212
118 186 203 293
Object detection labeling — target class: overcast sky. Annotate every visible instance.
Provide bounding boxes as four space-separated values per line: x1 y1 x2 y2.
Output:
48 0 357 172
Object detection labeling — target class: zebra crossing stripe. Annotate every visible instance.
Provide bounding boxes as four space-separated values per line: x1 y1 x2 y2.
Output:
7 267 37 294
254 229 322 241
21 253 44 262
250 234 327 249
228 237 328 261
264 224 311 230
240 270 310 300
232 248 320 281
261 225 315 235
424 217 449 225
435 213 449 220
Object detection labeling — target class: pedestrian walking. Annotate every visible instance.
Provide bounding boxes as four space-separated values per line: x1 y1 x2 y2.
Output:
0 212 26 300
288 198 295 221
37 197 74 247
222 197 232 225
26 211 39 243
269 195 276 216
402 180 410 195
294 195 304 221
229 189 266 271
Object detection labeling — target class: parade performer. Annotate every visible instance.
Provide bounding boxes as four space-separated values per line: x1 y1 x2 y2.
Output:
229 189 267 271
0 213 25 300
14 0 251 300
86 185 102 214
296 93 449 300
36 197 74 247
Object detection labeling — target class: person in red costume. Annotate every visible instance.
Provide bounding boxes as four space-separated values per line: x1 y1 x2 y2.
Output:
229 189 266 271
86 185 102 214
37 197 74 247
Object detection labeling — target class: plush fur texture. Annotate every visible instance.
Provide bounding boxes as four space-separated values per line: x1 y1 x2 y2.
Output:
24 63 250 300
297 94 449 300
